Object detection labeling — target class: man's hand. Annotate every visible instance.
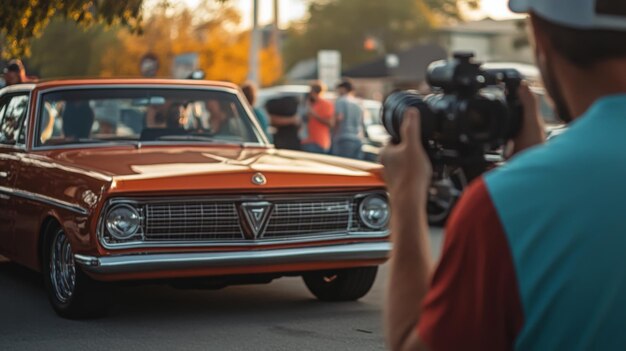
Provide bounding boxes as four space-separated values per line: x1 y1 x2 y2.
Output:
381 107 432 351
511 82 546 156
380 107 432 204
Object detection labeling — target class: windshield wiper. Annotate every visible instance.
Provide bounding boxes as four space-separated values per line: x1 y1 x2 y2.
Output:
154 135 245 145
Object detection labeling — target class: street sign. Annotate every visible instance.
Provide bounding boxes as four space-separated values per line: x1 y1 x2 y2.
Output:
172 53 199 79
318 50 341 89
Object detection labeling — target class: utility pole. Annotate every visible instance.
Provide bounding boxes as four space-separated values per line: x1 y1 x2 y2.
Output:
247 0 260 85
273 0 283 78
273 0 280 46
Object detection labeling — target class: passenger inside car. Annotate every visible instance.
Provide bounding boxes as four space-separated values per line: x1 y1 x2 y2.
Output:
140 102 188 141
62 100 94 140
39 102 57 144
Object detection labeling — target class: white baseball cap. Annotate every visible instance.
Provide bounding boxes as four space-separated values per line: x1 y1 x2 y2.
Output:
509 0 626 30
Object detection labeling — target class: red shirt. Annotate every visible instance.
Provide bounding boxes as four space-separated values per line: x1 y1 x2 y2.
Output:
304 98 334 150
417 178 524 350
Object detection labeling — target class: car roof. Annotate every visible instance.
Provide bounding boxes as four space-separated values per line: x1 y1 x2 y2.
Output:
259 85 312 95
10 78 240 93
0 83 37 95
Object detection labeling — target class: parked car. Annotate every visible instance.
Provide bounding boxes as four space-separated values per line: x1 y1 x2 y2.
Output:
0 79 391 318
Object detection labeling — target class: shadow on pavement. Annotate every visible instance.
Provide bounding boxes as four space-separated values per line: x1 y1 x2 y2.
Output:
0 259 371 321
0 258 384 351
0 260 44 290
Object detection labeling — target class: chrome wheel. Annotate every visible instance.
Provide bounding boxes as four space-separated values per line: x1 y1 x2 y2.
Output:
49 229 76 304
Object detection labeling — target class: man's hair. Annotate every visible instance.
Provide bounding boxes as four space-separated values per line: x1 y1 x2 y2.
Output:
337 79 354 92
531 11 626 68
3 59 24 74
241 82 257 105
310 81 325 94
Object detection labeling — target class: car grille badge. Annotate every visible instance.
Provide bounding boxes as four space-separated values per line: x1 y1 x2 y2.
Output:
239 202 273 239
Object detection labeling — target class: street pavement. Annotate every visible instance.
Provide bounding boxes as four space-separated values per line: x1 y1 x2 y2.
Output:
0 227 444 351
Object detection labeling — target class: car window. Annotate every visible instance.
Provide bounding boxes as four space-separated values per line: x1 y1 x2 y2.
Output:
0 94 29 146
36 88 262 147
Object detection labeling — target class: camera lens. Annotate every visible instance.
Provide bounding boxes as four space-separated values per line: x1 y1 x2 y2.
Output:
382 91 434 144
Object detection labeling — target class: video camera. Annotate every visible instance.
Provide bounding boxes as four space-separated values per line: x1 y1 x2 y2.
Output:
382 52 524 171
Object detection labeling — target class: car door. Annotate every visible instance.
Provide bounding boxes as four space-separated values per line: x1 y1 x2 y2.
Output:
0 92 30 256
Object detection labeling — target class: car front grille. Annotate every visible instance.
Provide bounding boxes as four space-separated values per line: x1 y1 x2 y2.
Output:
137 195 377 242
145 202 244 241
100 192 388 247
263 198 353 238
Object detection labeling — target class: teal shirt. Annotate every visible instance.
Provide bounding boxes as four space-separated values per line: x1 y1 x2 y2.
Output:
485 94 626 350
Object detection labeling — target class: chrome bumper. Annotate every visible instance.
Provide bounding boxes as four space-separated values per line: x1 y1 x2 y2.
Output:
74 242 391 275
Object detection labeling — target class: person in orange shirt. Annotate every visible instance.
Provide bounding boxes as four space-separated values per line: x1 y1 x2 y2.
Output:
302 82 334 154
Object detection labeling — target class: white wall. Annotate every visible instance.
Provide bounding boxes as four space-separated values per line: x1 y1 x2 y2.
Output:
450 34 491 61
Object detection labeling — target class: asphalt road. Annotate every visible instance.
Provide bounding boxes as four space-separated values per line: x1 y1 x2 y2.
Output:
0 227 444 351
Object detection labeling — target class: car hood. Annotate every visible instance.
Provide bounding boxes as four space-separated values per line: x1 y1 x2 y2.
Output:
43 146 384 194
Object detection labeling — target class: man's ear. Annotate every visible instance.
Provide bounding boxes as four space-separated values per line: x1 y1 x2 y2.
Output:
530 15 552 65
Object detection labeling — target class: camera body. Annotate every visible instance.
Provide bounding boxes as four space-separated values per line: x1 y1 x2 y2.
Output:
382 52 523 166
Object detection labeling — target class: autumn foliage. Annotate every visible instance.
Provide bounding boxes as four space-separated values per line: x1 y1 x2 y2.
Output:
0 0 143 58
99 4 281 86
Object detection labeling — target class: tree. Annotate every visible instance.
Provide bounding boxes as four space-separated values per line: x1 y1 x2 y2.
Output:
100 2 281 86
0 0 143 58
283 0 478 70
28 18 117 78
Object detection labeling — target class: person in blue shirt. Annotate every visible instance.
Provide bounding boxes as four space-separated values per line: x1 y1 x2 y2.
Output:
241 82 272 142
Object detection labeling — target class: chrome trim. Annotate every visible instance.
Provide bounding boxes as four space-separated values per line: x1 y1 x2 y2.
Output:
32 141 268 152
0 186 88 215
0 90 32 151
31 84 266 151
104 191 384 205
97 232 390 249
75 241 391 275
74 254 100 267
0 84 35 95
97 191 389 250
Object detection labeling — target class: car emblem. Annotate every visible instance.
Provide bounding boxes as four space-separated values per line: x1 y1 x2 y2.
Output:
239 201 273 239
251 172 266 185
81 190 98 207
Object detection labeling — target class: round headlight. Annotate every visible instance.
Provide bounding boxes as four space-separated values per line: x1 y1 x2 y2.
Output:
106 204 141 240
359 195 390 230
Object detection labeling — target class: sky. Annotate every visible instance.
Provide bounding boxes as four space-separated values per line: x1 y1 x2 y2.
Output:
234 0 520 28
179 0 520 28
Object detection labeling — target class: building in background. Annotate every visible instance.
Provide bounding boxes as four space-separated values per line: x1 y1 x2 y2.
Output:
285 44 447 100
343 43 447 99
436 18 532 63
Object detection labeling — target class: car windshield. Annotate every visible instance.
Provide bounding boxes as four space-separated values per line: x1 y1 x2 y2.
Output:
36 88 263 147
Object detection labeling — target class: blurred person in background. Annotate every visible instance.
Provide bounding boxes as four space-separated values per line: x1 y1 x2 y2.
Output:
2 59 29 87
332 79 364 159
266 95 301 150
383 1 626 350
301 82 333 154
241 82 272 142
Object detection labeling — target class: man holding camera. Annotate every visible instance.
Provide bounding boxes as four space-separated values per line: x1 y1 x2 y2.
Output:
383 1 626 350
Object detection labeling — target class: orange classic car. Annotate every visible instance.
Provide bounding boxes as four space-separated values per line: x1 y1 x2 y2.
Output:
0 79 390 318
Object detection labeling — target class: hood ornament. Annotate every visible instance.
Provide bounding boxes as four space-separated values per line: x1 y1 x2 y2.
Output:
251 172 266 185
